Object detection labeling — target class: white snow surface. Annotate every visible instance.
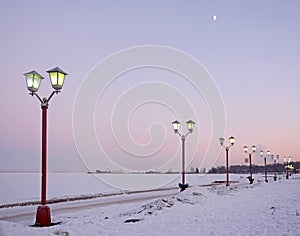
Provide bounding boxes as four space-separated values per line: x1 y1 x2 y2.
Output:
0 174 299 235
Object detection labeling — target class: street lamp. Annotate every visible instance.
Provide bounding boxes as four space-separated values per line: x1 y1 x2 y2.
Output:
243 145 256 184
260 150 270 183
23 67 67 227
271 154 279 181
172 120 195 191
219 136 235 186
284 156 292 179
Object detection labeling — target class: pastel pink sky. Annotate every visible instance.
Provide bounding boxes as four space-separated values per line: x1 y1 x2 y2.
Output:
0 1 299 172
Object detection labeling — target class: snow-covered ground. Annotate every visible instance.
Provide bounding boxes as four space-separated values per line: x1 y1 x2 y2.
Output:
0 173 299 235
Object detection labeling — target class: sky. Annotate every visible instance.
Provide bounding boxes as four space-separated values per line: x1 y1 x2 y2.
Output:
0 0 299 172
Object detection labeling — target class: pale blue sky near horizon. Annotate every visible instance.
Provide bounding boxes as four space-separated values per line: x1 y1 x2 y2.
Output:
0 0 299 172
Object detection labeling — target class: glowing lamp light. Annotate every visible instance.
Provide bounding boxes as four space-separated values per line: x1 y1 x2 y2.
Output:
219 137 225 146
186 120 195 132
267 150 271 156
23 70 44 93
47 67 67 91
260 151 264 157
284 157 287 162
252 145 256 152
172 120 180 133
243 146 248 153
229 136 235 145
288 157 291 163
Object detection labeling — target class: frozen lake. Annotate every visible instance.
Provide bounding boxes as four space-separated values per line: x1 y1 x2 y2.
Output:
0 172 275 205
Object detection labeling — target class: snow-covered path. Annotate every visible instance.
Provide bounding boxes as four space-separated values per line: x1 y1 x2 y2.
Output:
0 187 179 223
0 174 299 236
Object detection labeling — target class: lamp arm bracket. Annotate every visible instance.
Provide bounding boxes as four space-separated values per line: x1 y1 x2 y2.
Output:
30 92 43 104
47 90 60 103
184 131 191 138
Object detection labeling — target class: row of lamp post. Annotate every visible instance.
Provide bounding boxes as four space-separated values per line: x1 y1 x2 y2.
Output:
220 141 288 185
21 62 296 230
23 67 67 227
244 147 281 184
22 65 294 226
172 123 290 189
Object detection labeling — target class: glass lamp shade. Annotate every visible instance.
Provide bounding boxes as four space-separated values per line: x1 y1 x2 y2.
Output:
229 136 235 145
23 70 44 93
267 150 271 156
186 120 195 132
172 120 180 133
243 146 248 153
284 157 287 162
219 137 225 146
252 145 256 152
288 157 291 163
260 151 263 157
47 67 67 91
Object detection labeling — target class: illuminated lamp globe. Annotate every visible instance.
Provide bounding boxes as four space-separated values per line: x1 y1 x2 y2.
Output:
186 120 195 133
23 70 44 93
172 120 180 133
47 67 67 91
229 136 235 145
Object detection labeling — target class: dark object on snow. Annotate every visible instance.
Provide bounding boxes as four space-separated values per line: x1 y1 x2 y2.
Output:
124 218 141 223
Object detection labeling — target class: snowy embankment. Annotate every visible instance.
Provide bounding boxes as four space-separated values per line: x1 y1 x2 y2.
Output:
0 174 299 236
0 173 244 206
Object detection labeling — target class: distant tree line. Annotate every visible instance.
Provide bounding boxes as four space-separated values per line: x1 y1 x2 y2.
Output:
207 161 300 174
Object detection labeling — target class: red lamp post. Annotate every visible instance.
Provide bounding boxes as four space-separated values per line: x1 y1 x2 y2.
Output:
172 120 195 192
243 145 256 184
271 154 279 181
219 136 235 186
23 67 67 227
260 150 270 183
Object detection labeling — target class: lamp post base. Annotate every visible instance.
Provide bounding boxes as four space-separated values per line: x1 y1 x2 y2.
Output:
35 205 51 227
178 183 189 192
286 175 289 179
265 180 268 183
273 176 277 181
247 177 254 184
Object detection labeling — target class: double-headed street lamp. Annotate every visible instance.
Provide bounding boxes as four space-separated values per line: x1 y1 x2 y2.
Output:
23 67 67 227
260 150 270 183
219 136 235 186
172 120 195 192
271 154 279 181
284 156 292 179
243 145 256 184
